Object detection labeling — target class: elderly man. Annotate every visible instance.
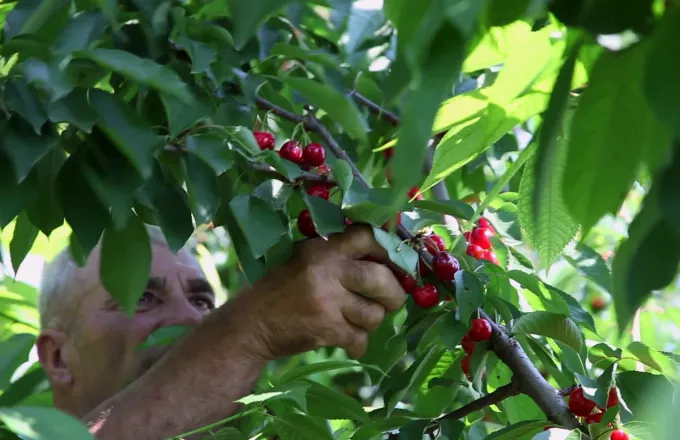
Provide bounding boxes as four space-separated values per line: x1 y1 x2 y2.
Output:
35 224 406 439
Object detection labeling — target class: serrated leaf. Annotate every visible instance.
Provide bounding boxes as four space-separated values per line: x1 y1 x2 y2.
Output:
76 49 194 103
486 420 548 440
89 89 163 179
454 270 484 324
278 360 383 385
512 311 582 352
333 159 353 193
0 406 95 440
519 143 578 270
227 0 295 49
371 227 418 276
229 195 286 258
137 325 191 351
284 77 367 142
563 243 611 292
305 381 370 422
564 44 653 236
9 212 39 275
626 342 677 378
100 215 151 316
273 414 334 440
413 200 474 220
302 193 345 237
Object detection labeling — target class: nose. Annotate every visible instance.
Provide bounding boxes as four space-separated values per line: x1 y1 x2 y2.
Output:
162 298 204 328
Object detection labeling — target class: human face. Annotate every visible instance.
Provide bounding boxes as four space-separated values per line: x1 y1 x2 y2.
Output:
60 242 215 414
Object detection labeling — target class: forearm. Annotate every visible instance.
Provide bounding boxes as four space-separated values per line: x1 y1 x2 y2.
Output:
83 295 269 440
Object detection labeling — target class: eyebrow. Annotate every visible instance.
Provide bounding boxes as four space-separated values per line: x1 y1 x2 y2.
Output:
185 278 215 298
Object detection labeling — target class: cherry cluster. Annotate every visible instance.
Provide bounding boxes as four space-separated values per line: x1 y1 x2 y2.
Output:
561 386 627 439
459 318 492 379
465 218 499 265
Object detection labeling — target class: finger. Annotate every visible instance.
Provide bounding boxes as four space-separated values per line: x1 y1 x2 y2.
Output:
341 325 369 360
328 224 389 261
340 260 407 313
342 294 386 332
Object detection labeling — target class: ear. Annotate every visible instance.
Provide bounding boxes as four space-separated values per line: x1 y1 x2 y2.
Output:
37 329 74 389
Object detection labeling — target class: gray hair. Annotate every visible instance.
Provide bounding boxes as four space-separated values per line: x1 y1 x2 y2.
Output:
38 225 181 331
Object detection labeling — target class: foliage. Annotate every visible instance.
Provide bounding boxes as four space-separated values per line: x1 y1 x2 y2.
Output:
0 0 679 439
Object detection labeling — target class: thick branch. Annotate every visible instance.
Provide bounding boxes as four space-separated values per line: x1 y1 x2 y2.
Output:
249 89 582 432
349 91 400 127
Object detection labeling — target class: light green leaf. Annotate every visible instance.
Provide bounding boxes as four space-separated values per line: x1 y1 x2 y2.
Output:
278 360 379 385
486 420 549 440
302 193 345 237
454 270 484 324
271 43 340 69
236 391 285 405
76 49 194 103
626 342 678 378
563 243 611 292
518 143 578 270
305 381 370 422
284 77 367 142
333 159 353 193
229 195 287 259
89 89 163 179
273 414 334 440
413 200 474 220
100 216 152 317
227 0 295 49
0 406 95 440
564 44 654 236
137 325 191 351
9 212 39 275
371 227 419 276
512 311 582 352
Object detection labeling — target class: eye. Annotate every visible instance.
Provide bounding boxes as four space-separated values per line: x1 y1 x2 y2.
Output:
191 296 215 311
138 291 160 307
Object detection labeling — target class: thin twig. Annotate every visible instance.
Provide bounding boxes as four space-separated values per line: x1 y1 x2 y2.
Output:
349 91 400 127
437 382 519 422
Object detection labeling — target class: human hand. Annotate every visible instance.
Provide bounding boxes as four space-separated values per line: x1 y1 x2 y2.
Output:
230 224 407 360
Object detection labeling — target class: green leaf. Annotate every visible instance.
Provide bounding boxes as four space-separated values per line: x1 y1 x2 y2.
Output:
508 246 534 270
186 134 233 175
486 420 548 440
160 91 213 138
532 428 581 440
253 180 294 211
273 414 334 440
530 39 582 264
0 334 35 390
17 0 69 36
186 153 220 225
371 227 419 276
76 49 194 103
137 325 191 350
413 200 474 220
89 89 163 179
519 142 578 270
612 183 680 332
455 270 484 324
305 381 370 422
439 419 465 440
484 0 531 26
563 243 611 292
0 406 94 440
302 193 345 237
201 427 246 440
53 11 107 54
438 313 468 351
47 88 97 133
399 420 429 439
227 0 295 49
333 159 353 193
284 77 367 142
564 44 654 236
100 215 152 316
3 78 46 134
512 311 582 352
550 0 653 35
9 212 39 275
0 123 57 183
278 360 377 385
19 58 74 102
271 43 341 70
173 33 217 74
229 195 287 258
0 366 47 406
626 342 678 378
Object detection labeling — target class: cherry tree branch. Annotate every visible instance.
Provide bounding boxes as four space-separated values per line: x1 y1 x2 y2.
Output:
437 382 519 423
349 91 400 127
250 93 583 432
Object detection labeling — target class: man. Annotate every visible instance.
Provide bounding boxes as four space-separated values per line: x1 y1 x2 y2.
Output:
35 224 407 439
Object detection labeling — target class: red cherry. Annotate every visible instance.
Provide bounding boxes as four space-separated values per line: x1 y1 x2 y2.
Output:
477 217 494 232
543 426 552 431
432 252 460 281
610 429 629 440
279 140 303 164
461 353 472 379
344 217 352 226
413 284 439 308
469 318 492 342
568 387 597 417
382 212 402 230
316 164 330 174
464 231 472 242
419 258 430 276
297 209 318 237
461 334 475 354
591 296 606 311
407 187 423 200
585 412 603 425
481 250 499 265
383 148 394 160
253 131 275 150
466 244 486 260
303 142 326 167
424 234 447 255
606 387 619 408
306 183 330 200
471 227 494 249
397 273 417 294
